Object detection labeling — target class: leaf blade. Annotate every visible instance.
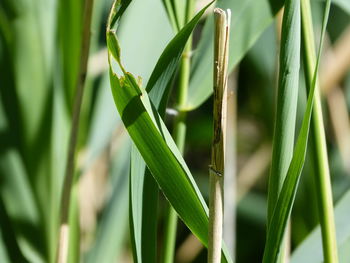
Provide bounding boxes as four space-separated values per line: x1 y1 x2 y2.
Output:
262 0 332 261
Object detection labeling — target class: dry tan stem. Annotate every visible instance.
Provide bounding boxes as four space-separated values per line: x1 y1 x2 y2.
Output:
208 8 230 263
223 70 237 257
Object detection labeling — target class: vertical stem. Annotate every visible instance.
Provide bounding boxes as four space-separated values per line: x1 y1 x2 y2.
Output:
208 8 230 263
223 72 237 259
267 0 300 262
300 0 338 262
162 1 194 262
56 0 94 261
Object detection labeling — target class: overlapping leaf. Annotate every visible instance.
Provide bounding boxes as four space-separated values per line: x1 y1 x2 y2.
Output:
117 1 214 262
106 1 231 261
108 68 232 262
262 0 332 261
267 0 301 228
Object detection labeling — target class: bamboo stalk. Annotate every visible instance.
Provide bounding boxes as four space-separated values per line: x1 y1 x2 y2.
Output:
208 8 230 263
56 0 94 261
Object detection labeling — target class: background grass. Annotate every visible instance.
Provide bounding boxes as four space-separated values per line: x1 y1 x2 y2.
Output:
1 0 350 262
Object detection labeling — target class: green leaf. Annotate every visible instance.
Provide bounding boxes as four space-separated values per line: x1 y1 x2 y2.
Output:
187 0 284 110
160 0 187 32
262 0 332 261
123 2 214 262
301 0 338 261
161 0 180 32
106 4 231 257
146 0 215 110
316 0 350 14
107 0 175 261
129 149 159 263
291 189 350 263
266 0 301 260
111 0 173 85
108 69 231 262
267 0 301 226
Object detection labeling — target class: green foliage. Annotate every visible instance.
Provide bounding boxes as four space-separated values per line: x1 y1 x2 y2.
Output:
263 0 333 262
267 0 301 225
0 0 349 262
107 26 233 263
187 0 284 110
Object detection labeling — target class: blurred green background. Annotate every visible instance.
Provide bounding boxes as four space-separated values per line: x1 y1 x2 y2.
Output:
1 0 350 262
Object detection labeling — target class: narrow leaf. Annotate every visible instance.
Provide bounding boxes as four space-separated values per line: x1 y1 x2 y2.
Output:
262 0 332 262
107 36 232 263
267 0 301 226
126 2 215 262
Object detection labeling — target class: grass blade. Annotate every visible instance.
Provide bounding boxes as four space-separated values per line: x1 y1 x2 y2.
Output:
266 0 301 261
107 66 231 262
321 0 350 14
158 0 196 261
267 0 301 224
119 2 214 262
129 146 159 263
262 0 332 261
106 4 231 258
161 0 181 32
300 0 338 261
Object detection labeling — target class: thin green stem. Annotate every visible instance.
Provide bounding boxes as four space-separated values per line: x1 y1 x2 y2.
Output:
162 1 194 262
56 0 94 261
300 0 338 262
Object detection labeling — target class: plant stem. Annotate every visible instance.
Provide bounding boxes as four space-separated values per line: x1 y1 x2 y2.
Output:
208 8 230 263
162 1 194 262
56 0 94 261
300 0 338 262
223 72 237 259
